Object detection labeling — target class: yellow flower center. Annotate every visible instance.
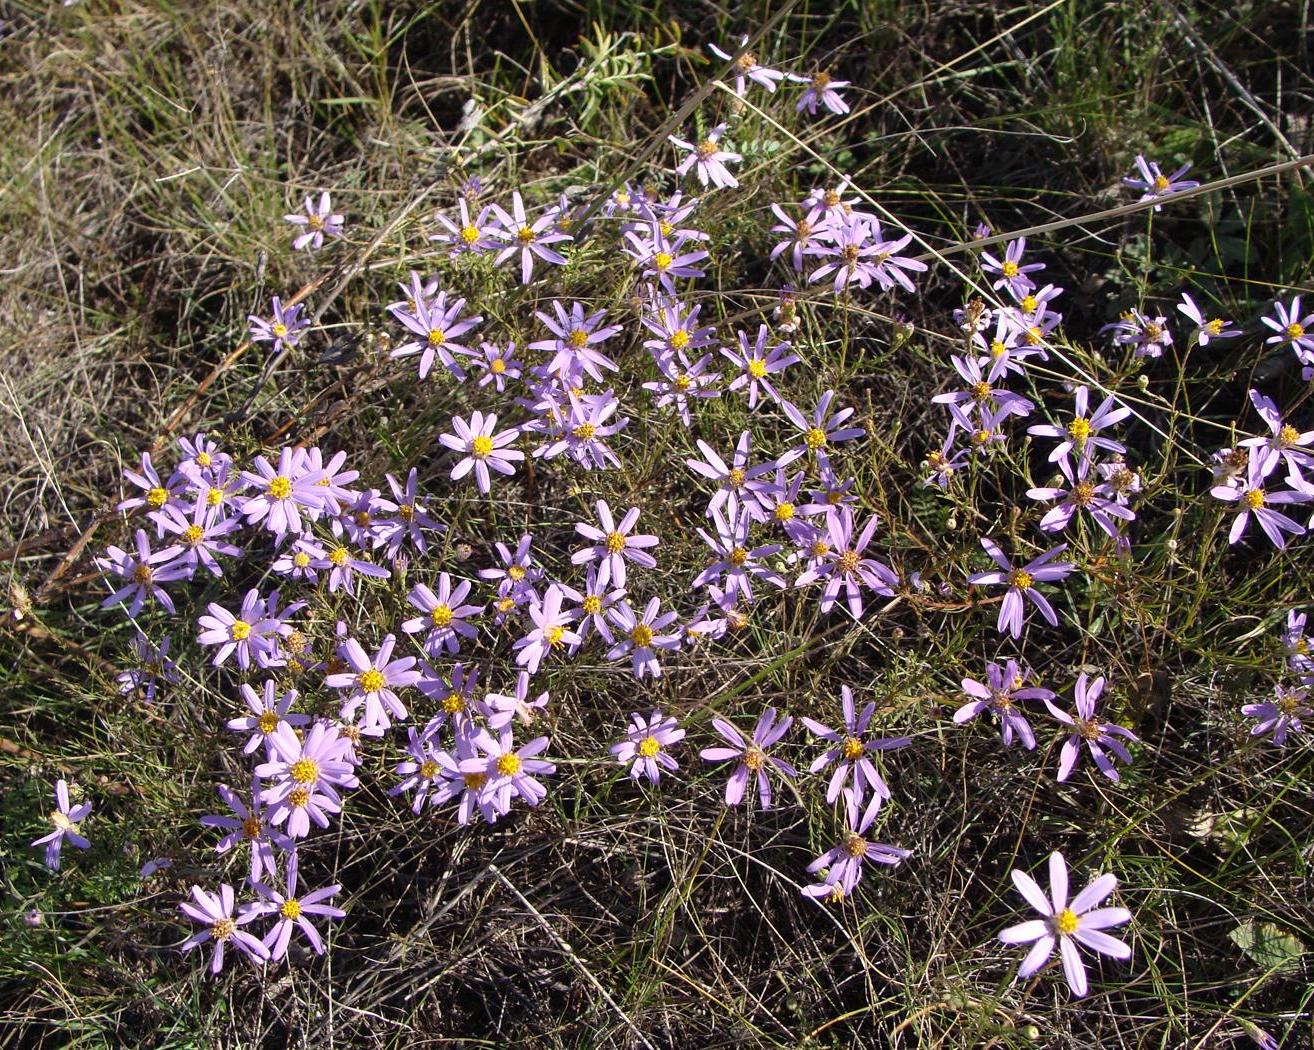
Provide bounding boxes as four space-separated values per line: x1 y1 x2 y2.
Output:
1054 908 1080 936
496 596 516 613
837 550 861 575
653 251 673 271
195 451 212 467
463 772 487 790
1000 261 1019 278
211 917 236 941
508 565 526 582
328 546 349 567
1152 174 1170 192
1020 294 1038 313
805 427 827 450
572 422 596 441
1205 319 1224 335
659 220 674 237
460 224 480 245
568 329 589 349
471 435 494 459
743 745 766 772
972 428 992 446
242 816 262 840
427 329 446 347
430 604 454 627
841 736 866 761
674 374 692 392
289 786 311 808
419 760 439 780
1008 569 1034 590
728 546 749 567
637 736 661 758
1288 323 1306 340
1067 417 1091 443
824 190 841 207
442 693 466 715
516 226 535 244
145 486 169 509
358 668 386 693
545 625 566 647
811 539 831 558
293 551 310 568
230 620 251 641
51 810 75 831
812 71 831 88
258 711 279 734
206 486 224 507
696 140 718 159
728 467 746 488
1278 693 1303 715
972 381 991 401
280 898 302 920
290 758 319 785
605 531 627 554
1072 482 1095 507
582 595 602 615
631 623 654 647
1025 326 1044 346
1244 488 1265 510
133 564 153 584
497 753 522 776
490 357 506 374
272 323 288 338
844 833 868 858
990 339 1006 358
182 523 204 546
268 476 292 501
669 329 690 350
775 501 795 521
398 503 414 520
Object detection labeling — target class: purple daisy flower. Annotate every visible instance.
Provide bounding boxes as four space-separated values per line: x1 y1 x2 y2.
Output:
998 851 1131 999
1177 292 1240 346
197 587 302 670
691 505 785 603
227 680 310 756
795 507 899 618
803 789 910 899
200 784 289 883
606 597 682 680
721 325 798 409
482 671 550 731
980 237 1045 299
154 494 243 579
256 721 359 839
699 708 798 810
1026 386 1130 481
1238 389 1314 481
529 300 622 383
326 634 421 732
403 574 483 656
571 500 660 588
708 36 786 96
791 70 851 116
461 727 556 819
115 632 178 703
238 447 327 537
513 584 581 676
1242 685 1310 746
250 852 345 961
686 430 781 523
1026 456 1136 540
1122 154 1199 210
1260 296 1314 374
779 391 865 469
610 709 686 784
179 884 268 973
489 191 572 284
389 284 482 381
968 539 1074 639
284 191 344 251
1047 673 1139 782
473 340 523 392
1210 458 1308 549
248 295 309 355
439 411 525 495
669 123 741 189
953 659 1055 750
801 686 910 804
31 779 92 871
95 529 187 617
